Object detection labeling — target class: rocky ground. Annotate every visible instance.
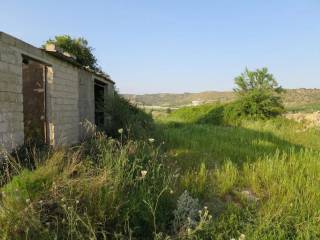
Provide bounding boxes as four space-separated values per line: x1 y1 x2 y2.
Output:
286 111 320 128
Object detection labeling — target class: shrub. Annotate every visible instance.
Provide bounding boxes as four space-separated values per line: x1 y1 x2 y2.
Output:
44 35 99 71
230 90 284 119
197 105 225 125
233 67 284 119
103 92 155 140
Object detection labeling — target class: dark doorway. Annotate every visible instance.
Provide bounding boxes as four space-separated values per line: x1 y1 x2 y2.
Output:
22 58 47 144
94 80 106 128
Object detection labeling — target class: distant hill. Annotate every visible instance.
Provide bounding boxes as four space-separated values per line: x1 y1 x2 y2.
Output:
122 91 235 107
123 88 320 112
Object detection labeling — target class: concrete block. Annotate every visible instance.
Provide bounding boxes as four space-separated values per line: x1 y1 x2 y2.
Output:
0 52 18 64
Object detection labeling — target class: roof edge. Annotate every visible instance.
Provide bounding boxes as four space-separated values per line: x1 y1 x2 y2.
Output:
43 49 115 84
0 31 115 84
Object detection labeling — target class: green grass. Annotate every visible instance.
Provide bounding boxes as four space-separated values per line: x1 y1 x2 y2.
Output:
2 102 320 239
157 104 320 239
161 104 222 123
286 103 320 113
0 137 176 239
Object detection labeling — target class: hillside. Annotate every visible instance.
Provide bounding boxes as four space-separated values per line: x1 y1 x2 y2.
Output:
123 88 320 111
123 91 235 107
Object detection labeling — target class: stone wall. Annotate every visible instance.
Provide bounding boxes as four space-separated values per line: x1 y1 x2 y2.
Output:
0 32 114 151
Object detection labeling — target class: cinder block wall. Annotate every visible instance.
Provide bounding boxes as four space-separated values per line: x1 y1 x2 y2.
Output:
78 69 95 140
0 32 81 150
0 32 114 151
48 59 80 146
78 72 115 140
0 35 24 150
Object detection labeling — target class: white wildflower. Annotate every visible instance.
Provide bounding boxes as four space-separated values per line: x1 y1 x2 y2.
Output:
25 198 30 204
148 138 155 143
141 170 147 178
239 233 245 240
118 128 124 134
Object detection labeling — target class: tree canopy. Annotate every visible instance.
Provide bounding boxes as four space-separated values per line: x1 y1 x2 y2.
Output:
234 67 283 95
232 67 284 119
45 35 100 71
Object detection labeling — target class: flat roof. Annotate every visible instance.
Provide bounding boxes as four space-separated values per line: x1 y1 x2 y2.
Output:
44 50 115 84
0 31 115 84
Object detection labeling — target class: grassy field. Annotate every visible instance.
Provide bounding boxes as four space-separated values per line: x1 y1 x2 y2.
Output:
1 102 320 239
286 103 320 113
156 105 320 239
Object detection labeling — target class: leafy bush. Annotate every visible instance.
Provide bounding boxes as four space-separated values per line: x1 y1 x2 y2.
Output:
225 90 284 120
233 67 284 119
44 35 99 71
103 92 155 140
197 105 225 125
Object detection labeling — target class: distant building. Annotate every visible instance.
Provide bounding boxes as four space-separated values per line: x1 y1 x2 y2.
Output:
0 32 115 151
191 100 204 106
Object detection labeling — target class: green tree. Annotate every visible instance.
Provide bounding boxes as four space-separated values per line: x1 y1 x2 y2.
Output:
232 67 284 119
234 67 283 94
44 35 100 70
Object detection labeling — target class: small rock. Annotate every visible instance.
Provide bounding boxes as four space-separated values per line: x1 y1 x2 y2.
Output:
241 190 259 202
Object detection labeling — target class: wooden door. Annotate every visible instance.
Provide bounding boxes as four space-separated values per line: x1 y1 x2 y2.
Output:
22 59 46 144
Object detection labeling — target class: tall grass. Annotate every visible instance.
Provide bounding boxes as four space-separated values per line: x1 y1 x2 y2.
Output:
2 101 320 239
158 103 320 239
0 135 177 239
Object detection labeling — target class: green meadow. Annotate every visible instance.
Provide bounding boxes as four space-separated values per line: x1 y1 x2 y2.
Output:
157 104 320 239
1 102 320 239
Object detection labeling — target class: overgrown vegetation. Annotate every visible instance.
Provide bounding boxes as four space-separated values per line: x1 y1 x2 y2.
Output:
232 67 284 119
44 35 100 71
103 92 155 140
159 105 320 239
0 136 170 239
2 69 320 239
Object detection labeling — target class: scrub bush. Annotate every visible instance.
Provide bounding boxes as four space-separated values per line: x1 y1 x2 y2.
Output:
103 92 155 140
232 67 284 119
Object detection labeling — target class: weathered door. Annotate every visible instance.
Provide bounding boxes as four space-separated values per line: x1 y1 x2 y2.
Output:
22 59 46 144
94 81 106 128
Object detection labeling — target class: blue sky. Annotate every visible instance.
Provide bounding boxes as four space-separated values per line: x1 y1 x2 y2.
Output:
1 0 319 93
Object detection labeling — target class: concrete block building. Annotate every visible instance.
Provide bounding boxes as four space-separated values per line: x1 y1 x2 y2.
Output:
0 32 115 151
